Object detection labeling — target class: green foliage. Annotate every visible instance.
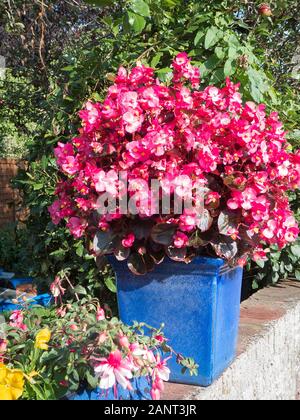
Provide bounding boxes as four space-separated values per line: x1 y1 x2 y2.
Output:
0 72 42 158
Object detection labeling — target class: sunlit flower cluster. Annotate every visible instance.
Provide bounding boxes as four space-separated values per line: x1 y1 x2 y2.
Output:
50 53 300 269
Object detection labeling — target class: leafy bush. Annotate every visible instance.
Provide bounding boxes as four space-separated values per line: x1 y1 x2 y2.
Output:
0 72 42 158
3 0 298 288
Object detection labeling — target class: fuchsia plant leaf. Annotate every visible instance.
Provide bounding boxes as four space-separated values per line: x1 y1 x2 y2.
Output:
50 53 300 273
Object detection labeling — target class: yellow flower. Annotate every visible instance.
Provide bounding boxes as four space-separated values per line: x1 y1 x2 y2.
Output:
0 363 24 401
35 328 51 351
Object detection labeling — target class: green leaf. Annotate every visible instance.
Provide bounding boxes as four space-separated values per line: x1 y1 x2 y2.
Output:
224 59 236 77
295 270 300 281
73 285 87 295
162 0 180 8
83 0 114 6
86 371 99 389
127 11 146 33
131 0 151 18
205 27 223 50
151 53 163 68
256 259 265 269
104 275 117 293
291 244 300 257
194 31 204 47
151 223 177 246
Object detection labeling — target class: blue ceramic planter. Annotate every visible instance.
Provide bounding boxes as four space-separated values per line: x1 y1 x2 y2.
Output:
67 377 152 400
112 256 243 387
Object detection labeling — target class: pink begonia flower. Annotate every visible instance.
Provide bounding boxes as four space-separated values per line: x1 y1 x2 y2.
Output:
174 175 192 199
48 200 63 225
262 220 277 239
122 233 135 248
79 101 102 132
179 210 197 232
252 248 269 262
174 231 189 249
94 349 133 390
120 91 139 110
123 110 144 133
95 170 119 197
61 156 81 176
206 86 223 104
126 141 150 162
9 311 27 331
49 53 300 264
205 192 221 209
140 87 160 109
67 217 88 239
173 52 190 68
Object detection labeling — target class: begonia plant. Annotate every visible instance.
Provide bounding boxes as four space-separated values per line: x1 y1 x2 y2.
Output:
49 53 300 275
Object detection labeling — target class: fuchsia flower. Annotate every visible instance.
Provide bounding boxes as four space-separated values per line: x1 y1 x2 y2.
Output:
0 339 7 354
150 354 171 400
94 349 133 390
9 311 27 331
50 276 66 305
96 307 105 322
118 334 130 349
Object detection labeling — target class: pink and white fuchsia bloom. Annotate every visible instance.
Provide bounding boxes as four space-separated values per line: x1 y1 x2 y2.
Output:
50 53 300 272
93 348 171 399
94 349 134 391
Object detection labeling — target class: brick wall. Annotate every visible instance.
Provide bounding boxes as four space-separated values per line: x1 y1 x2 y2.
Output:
0 159 23 228
163 281 300 400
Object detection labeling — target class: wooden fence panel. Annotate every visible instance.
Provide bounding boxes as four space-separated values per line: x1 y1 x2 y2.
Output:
0 159 24 228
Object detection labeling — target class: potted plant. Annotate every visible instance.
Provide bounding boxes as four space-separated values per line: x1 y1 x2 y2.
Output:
0 298 197 400
49 53 300 385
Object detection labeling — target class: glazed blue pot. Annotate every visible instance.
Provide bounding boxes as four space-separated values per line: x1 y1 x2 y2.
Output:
67 377 152 400
112 256 243 387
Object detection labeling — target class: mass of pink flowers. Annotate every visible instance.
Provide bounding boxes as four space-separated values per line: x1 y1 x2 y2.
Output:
49 52 300 271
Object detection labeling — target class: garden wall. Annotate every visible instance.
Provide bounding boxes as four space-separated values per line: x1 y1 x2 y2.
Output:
163 281 300 400
0 159 25 228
